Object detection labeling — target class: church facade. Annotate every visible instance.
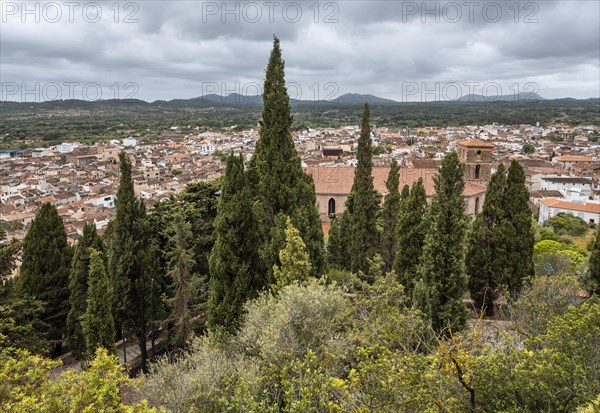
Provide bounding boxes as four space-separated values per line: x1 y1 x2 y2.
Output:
306 139 493 233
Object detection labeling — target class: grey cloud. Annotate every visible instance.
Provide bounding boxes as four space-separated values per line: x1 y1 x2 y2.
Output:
0 0 598 101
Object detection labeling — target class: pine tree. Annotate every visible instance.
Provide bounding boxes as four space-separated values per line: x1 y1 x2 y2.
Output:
66 223 103 357
419 151 468 334
18 202 72 344
466 164 507 316
82 249 115 358
273 217 312 289
348 103 381 276
208 155 264 332
381 160 400 273
107 152 151 371
587 226 600 295
166 217 195 348
393 178 427 295
503 160 534 299
147 180 220 337
249 36 324 278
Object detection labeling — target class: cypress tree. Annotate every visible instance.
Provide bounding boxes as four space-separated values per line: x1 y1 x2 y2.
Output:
381 160 401 273
107 152 151 371
166 217 195 348
0 226 20 281
82 248 115 358
393 178 427 295
249 36 324 278
18 202 72 344
466 215 493 315
208 155 264 332
419 151 469 334
412 277 431 319
348 103 381 276
273 217 312 289
589 226 600 295
466 164 507 316
328 209 353 271
400 184 410 200
327 215 343 270
503 160 534 299
66 223 103 357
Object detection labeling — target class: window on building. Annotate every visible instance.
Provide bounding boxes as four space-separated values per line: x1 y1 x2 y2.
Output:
328 198 336 215
474 197 480 215
475 164 481 179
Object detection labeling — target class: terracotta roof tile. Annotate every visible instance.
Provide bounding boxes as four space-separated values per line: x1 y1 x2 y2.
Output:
541 198 600 214
555 155 595 162
456 139 495 148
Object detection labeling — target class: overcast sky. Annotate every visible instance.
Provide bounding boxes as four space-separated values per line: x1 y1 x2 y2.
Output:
1 0 599 102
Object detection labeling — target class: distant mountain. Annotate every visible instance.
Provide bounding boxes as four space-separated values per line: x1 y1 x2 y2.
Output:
457 92 545 102
330 93 398 105
177 92 398 105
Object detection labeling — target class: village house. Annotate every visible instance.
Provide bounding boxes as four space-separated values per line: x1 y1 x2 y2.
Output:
538 198 600 225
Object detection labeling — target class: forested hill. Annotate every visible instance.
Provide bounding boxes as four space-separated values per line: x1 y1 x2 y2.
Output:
1 97 598 149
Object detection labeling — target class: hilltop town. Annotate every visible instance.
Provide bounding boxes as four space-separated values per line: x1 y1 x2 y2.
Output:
2 121 599 254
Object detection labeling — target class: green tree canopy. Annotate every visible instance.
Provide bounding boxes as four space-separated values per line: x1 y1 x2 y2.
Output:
208 154 264 332
18 202 72 343
381 159 400 273
419 151 468 334
66 223 103 357
249 36 324 279
273 217 312 289
82 249 115 358
348 103 381 276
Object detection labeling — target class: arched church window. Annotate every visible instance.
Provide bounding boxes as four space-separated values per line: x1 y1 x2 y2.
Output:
328 198 336 215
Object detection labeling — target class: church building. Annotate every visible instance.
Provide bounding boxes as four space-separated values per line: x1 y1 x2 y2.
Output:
306 139 494 233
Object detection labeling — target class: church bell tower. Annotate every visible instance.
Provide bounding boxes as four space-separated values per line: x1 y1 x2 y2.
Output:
456 139 494 182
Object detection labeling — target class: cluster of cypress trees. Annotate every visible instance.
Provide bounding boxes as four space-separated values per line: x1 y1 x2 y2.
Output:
466 161 535 315
325 109 535 334
13 37 546 361
207 37 324 332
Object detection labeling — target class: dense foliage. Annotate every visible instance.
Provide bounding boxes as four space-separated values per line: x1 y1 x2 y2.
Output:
138 280 600 413
346 104 381 276
18 203 72 346
418 151 469 334
249 36 325 279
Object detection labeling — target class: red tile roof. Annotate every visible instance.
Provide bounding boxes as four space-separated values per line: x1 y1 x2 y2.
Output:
456 139 495 148
555 155 595 163
541 198 600 214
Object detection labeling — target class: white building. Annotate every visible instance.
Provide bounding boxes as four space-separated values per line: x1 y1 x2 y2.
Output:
541 176 594 194
55 142 81 153
199 140 215 155
538 198 600 225
87 195 115 208
123 137 138 147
